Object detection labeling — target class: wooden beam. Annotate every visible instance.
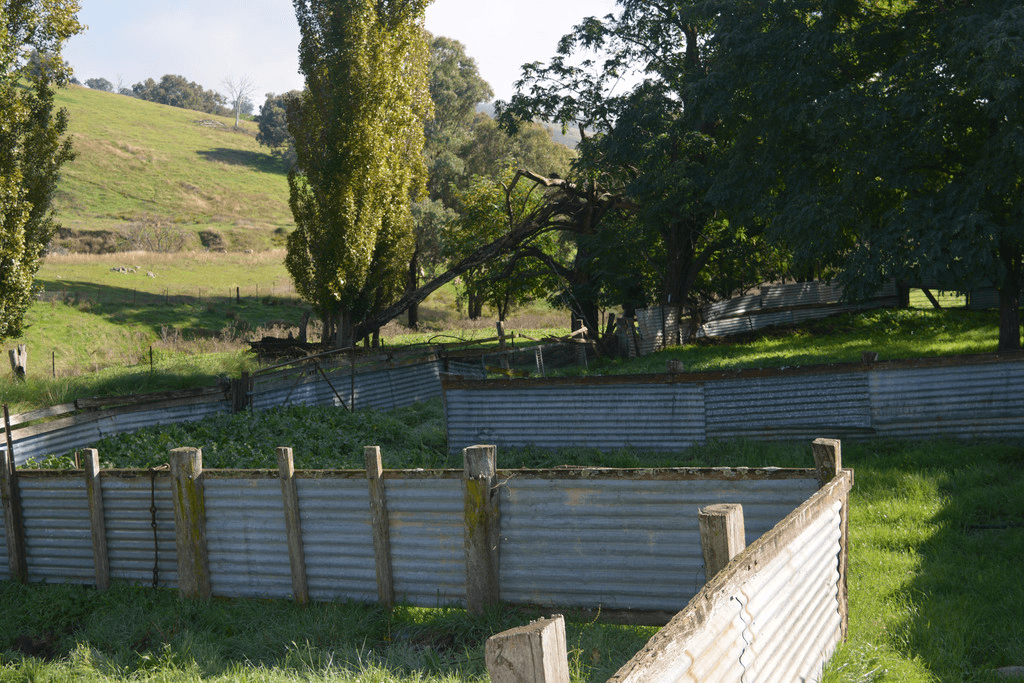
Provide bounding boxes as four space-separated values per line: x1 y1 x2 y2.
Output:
277 447 309 604
169 447 211 599
486 614 571 683
84 449 110 591
365 446 394 608
698 503 746 580
464 445 500 616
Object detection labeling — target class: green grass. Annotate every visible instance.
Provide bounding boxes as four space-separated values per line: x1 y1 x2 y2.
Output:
54 85 293 244
589 305 1002 376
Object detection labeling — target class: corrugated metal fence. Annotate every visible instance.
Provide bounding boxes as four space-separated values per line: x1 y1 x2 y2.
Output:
2 354 485 467
444 353 1024 453
0 446 839 622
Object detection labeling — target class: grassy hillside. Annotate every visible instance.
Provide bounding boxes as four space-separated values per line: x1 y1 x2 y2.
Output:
53 85 292 250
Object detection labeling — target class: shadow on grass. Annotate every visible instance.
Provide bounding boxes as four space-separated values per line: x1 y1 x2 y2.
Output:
196 147 288 174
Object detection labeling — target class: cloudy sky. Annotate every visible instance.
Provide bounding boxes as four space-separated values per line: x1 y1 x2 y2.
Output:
63 0 620 104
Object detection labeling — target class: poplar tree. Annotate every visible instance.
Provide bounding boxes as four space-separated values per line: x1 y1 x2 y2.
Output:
1 0 83 341
286 0 432 346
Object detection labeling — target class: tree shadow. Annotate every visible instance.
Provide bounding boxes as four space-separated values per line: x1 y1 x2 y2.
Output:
196 147 287 174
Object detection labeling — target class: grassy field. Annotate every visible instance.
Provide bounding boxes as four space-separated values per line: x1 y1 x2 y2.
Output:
53 85 292 249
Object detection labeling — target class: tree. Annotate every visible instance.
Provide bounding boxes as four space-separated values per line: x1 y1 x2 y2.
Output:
84 77 113 92
498 2 787 337
703 0 1024 350
255 91 299 161
131 74 226 114
1 0 83 341
285 0 432 347
222 75 255 128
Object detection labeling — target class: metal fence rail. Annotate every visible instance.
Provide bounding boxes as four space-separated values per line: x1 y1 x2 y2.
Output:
444 354 1024 453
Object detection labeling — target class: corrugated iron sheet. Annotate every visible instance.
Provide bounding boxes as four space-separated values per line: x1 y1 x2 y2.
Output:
498 476 819 611
869 361 1024 438
294 477 377 603
6 400 229 467
100 473 178 588
705 371 872 441
385 477 465 607
250 360 444 413
0 519 8 581
445 383 706 454
205 477 293 599
19 476 94 584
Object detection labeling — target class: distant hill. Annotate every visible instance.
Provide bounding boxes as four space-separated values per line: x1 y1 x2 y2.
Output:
53 85 292 252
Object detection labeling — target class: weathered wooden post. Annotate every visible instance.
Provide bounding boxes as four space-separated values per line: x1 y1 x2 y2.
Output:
486 614 571 683
84 449 110 591
812 438 842 485
496 322 510 371
8 345 27 380
0 405 27 582
464 444 500 616
699 503 746 580
169 447 211 599
277 447 309 604
365 445 395 608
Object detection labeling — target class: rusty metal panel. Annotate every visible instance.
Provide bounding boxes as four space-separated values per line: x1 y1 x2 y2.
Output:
869 361 1024 438
19 476 94 584
294 477 377 603
0 511 8 580
706 371 872 441
386 477 465 607
100 473 178 588
498 476 819 611
445 383 706 454
204 478 294 599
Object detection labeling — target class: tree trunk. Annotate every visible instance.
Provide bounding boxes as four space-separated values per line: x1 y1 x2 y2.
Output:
406 250 420 329
468 291 483 320
998 244 1022 352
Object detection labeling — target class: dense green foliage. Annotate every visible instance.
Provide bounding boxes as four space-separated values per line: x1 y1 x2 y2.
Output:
285 0 432 346
0 0 83 341
702 0 1024 350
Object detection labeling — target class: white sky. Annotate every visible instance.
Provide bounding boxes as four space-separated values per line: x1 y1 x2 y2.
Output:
63 0 620 104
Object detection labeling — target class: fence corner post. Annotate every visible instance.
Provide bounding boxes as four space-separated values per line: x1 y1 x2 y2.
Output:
812 438 842 486
485 614 570 683
365 445 395 608
84 449 110 591
699 503 746 580
169 447 211 600
277 447 309 604
464 444 500 616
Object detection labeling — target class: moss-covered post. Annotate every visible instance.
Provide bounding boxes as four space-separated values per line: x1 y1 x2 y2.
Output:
464 444 500 616
277 447 309 604
169 447 211 599
84 449 110 591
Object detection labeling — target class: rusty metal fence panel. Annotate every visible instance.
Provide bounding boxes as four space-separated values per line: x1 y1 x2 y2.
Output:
19 476 94 584
385 476 465 607
205 477 294 599
498 475 819 612
100 473 178 588
445 382 706 454
294 476 377 603
0 520 7 581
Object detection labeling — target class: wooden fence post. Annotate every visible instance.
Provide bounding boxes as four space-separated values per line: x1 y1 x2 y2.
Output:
699 503 746 580
464 444 500 616
8 345 27 380
812 438 842 485
365 446 395 608
277 447 309 604
84 449 110 591
169 447 211 599
486 614 571 683
0 406 27 582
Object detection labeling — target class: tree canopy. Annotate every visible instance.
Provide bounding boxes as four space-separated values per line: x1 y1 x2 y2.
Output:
130 74 226 115
1 0 83 341
285 0 432 346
